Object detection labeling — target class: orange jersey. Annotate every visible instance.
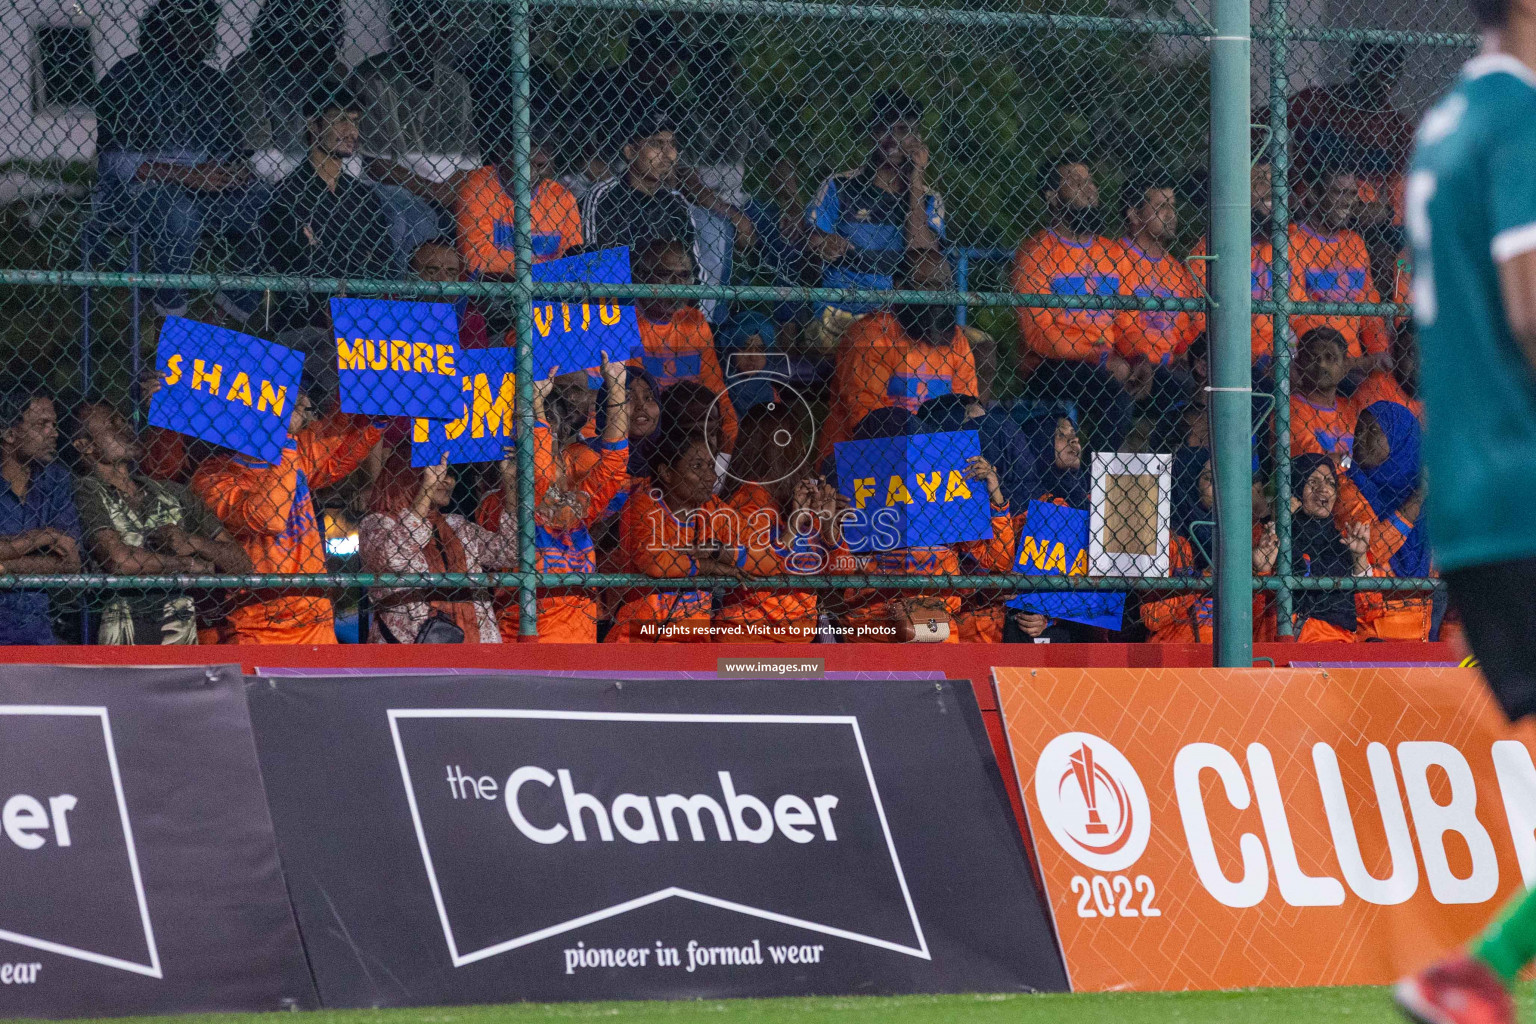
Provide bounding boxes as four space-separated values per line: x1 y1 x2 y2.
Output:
1289 394 1357 462
714 483 825 642
632 307 737 448
477 427 629 643
1012 231 1123 362
1141 532 1276 643
192 415 382 643
1191 235 1276 365
456 171 581 276
1334 472 1432 642
1351 370 1423 422
609 486 789 641
1289 224 1389 358
822 312 979 455
839 505 1015 642
1113 240 1205 363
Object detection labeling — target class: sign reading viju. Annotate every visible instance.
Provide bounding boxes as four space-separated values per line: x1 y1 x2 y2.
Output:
0 665 314 1018
248 675 1066 1006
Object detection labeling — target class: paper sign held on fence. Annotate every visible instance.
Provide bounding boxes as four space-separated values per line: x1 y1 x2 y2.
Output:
149 317 304 463
1006 500 1125 630
834 430 992 552
529 247 642 380
331 297 464 419
412 347 518 466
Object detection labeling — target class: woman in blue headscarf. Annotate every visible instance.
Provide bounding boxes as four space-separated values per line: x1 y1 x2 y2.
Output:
1344 400 1433 640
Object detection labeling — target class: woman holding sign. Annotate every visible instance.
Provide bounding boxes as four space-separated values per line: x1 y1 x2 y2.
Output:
475 356 629 643
361 450 521 643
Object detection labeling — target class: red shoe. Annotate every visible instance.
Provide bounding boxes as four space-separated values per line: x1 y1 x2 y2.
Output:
1395 955 1515 1024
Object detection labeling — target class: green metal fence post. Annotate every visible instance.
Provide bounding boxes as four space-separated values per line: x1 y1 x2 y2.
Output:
1210 0 1255 666
1268 0 1295 636
509 0 539 637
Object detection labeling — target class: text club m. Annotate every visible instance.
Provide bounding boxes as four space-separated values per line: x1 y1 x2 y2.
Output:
1050 736 1536 911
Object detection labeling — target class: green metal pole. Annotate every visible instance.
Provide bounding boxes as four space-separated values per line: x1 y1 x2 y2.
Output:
509 0 539 637
1210 0 1254 667
1268 0 1295 636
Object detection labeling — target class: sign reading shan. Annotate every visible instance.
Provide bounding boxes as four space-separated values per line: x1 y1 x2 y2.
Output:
833 431 992 552
246 674 1066 1006
149 318 304 463
994 666 1536 992
0 665 314 1018
331 297 464 419
411 347 517 467
529 247 642 380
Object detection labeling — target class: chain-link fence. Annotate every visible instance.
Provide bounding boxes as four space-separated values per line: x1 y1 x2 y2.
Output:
0 0 1467 648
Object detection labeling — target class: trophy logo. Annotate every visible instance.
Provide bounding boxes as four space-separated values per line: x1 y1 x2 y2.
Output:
1034 733 1151 872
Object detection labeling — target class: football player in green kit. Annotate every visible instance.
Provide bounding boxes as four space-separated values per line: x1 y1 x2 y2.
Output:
1396 0 1536 1021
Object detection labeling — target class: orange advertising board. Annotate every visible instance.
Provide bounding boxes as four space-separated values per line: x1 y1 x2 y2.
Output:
994 667 1536 991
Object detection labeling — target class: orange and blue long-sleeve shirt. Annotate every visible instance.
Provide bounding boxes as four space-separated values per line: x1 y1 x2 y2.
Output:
1012 231 1124 363
457 171 582 275
632 306 737 448
839 504 1015 642
1334 473 1433 641
1289 224 1390 359
822 312 980 456
192 415 381 640
1113 240 1205 363
715 482 835 642
1141 531 1276 643
1288 393 1358 462
609 486 791 641
476 423 628 643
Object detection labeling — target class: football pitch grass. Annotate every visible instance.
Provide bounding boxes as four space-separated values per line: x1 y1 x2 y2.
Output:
33 986 1536 1024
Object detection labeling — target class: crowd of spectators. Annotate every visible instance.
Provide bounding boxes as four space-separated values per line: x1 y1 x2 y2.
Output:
3 0 1431 646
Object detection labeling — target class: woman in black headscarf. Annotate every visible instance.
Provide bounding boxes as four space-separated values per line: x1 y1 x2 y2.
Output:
1288 453 1371 642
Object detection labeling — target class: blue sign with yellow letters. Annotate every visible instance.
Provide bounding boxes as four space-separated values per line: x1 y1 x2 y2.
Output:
529 247 642 380
1006 500 1124 630
411 346 519 467
149 317 304 463
331 297 464 419
834 430 992 552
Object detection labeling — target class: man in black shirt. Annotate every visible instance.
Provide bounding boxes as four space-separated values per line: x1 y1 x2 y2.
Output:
261 78 394 346
579 98 698 262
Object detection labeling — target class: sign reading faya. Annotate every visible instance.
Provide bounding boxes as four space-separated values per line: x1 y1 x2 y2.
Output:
834 431 993 551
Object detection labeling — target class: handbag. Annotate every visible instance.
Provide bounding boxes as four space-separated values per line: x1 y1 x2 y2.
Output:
377 609 466 644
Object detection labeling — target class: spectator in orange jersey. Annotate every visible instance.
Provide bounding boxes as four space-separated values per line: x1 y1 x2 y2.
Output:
1142 447 1278 643
834 407 1015 643
629 239 737 448
1289 42 1412 231
1013 157 1134 448
1287 453 1371 642
717 402 841 642
456 133 581 277
476 355 630 643
191 388 382 644
1288 326 1356 462
822 249 979 456
361 449 521 643
1291 165 1390 375
1115 176 1204 450
1341 401 1433 640
609 426 792 642
1191 159 1281 370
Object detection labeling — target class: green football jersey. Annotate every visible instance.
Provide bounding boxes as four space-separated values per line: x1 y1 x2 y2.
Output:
1409 54 1536 572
